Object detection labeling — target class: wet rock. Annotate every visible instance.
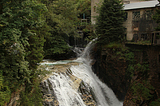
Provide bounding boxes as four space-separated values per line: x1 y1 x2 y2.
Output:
40 60 97 106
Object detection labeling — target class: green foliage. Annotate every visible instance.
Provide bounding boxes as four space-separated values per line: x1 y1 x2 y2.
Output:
46 0 79 35
0 71 11 106
96 0 125 45
103 42 123 48
127 65 135 77
0 0 92 105
0 85 11 106
44 34 70 57
135 63 149 74
19 79 43 106
149 98 160 106
42 0 80 57
126 40 151 45
26 25 47 70
82 25 97 41
76 0 91 20
125 51 135 62
131 81 154 101
0 0 47 105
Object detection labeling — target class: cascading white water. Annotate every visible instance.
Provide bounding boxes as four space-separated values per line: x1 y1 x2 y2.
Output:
41 39 123 106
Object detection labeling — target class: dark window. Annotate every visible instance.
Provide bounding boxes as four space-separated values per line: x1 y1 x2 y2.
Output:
124 28 127 40
144 10 153 20
133 34 138 42
151 33 154 44
132 11 140 21
124 12 128 21
156 33 160 39
141 34 147 40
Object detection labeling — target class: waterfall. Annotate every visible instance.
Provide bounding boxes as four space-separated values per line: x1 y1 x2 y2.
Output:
40 39 123 106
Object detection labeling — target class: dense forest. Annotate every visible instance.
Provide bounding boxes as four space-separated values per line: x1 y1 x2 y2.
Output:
0 0 91 105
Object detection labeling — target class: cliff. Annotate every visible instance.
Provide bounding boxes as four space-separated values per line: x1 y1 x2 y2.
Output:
92 43 129 101
92 43 160 106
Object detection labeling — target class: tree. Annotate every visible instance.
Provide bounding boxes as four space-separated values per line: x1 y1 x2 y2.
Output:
95 0 125 45
76 0 91 20
0 0 47 105
43 0 79 58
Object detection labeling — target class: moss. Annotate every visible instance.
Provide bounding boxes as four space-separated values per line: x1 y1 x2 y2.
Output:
103 42 123 49
126 40 151 45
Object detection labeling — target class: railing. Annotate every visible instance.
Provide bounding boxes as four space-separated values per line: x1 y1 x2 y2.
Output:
126 31 160 45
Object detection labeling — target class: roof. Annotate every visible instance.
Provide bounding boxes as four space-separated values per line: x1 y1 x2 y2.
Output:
123 0 159 10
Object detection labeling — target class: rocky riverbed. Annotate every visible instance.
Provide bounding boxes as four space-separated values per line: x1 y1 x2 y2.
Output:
39 60 97 106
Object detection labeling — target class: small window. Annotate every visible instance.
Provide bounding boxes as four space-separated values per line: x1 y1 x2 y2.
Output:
132 11 140 21
124 12 128 21
141 34 147 40
156 33 160 39
144 10 153 20
133 34 138 42
93 6 96 12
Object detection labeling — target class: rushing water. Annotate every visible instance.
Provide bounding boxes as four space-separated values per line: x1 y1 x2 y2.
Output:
40 39 123 106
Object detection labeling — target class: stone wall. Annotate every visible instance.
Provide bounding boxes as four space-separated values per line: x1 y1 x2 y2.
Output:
91 44 130 101
92 44 160 105
123 44 160 106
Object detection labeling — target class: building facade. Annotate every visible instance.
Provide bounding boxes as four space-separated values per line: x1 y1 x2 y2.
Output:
91 0 147 25
123 1 159 42
91 0 101 24
91 0 160 43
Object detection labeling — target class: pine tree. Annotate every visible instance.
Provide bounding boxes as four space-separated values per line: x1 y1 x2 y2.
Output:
96 0 125 45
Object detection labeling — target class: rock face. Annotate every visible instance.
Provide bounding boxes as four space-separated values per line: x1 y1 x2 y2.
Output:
92 44 160 106
4 87 24 106
91 45 130 101
123 44 160 106
40 61 97 106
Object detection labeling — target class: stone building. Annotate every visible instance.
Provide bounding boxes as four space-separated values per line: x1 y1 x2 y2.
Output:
123 0 159 42
91 0 160 43
91 0 148 25
91 0 101 24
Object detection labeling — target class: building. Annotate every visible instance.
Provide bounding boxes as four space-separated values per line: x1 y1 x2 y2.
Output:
91 0 147 25
91 0 101 25
91 0 160 44
123 0 159 43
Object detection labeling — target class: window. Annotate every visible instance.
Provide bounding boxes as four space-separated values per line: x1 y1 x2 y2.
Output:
133 34 138 42
141 34 147 40
93 6 96 12
124 12 128 21
144 10 153 20
156 33 160 39
132 11 140 21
